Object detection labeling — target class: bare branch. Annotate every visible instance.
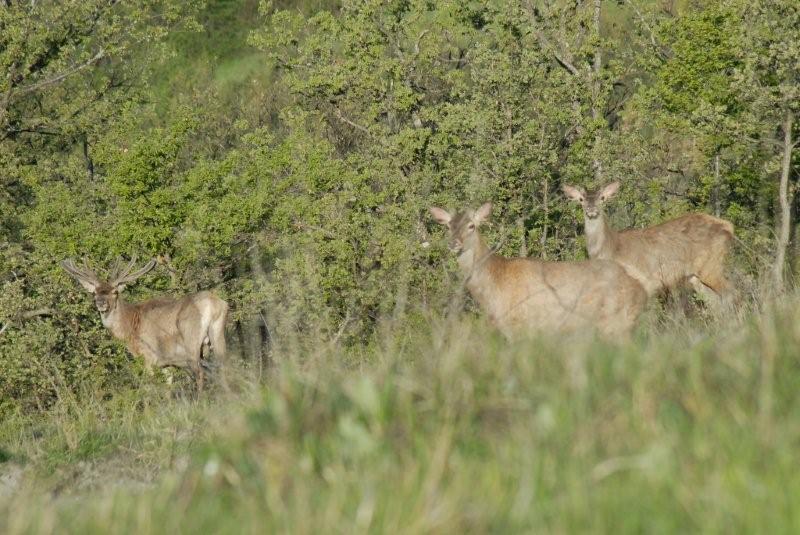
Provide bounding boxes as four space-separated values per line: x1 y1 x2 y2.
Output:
413 30 429 57
16 49 105 97
622 0 659 51
333 107 373 137
0 308 56 336
523 1 580 76
21 308 56 319
329 311 353 347
552 52 580 76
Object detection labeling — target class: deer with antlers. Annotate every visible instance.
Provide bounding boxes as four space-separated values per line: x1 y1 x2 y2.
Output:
562 181 734 306
61 257 228 392
430 203 647 339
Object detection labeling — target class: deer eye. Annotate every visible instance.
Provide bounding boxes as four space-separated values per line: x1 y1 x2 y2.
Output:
467 223 475 231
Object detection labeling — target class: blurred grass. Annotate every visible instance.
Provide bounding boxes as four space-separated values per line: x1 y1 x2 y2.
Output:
3 300 800 533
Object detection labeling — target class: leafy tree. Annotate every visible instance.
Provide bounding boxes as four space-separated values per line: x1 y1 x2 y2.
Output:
0 0 200 410
4 0 800 414
733 0 800 291
648 1 745 212
0 0 199 239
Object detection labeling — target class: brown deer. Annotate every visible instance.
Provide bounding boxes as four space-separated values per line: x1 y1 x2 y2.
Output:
61 257 228 392
562 181 734 305
430 203 647 339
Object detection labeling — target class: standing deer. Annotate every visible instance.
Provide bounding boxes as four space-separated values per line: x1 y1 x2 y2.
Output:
61 258 228 392
430 203 647 339
562 181 734 305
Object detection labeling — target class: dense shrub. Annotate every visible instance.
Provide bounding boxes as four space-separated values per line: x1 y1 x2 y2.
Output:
1 0 798 412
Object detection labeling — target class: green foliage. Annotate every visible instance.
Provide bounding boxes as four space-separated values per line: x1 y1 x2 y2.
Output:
653 1 742 119
1 0 798 413
0 0 201 238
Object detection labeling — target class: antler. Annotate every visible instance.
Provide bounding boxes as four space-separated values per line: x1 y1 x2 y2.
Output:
61 258 101 286
109 256 157 287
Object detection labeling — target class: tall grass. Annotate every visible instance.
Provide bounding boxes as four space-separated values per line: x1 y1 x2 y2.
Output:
2 298 800 533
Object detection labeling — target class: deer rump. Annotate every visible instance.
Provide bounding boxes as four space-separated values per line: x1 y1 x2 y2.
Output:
472 257 646 338
127 291 228 370
604 213 734 297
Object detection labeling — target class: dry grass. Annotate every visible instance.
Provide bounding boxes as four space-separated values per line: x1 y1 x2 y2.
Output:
2 298 800 533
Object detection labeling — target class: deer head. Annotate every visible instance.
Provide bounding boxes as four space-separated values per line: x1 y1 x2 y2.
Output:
562 181 620 220
61 257 157 315
429 202 493 253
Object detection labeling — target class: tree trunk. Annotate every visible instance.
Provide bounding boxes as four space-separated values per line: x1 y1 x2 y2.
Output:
540 177 549 259
713 151 721 217
592 0 603 183
773 110 794 293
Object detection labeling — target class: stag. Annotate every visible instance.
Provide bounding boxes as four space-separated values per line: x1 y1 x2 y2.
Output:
562 181 734 306
61 257 228 392
430 203 646 339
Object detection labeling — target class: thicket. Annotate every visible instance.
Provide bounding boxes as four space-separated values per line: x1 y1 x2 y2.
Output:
1 0 799 412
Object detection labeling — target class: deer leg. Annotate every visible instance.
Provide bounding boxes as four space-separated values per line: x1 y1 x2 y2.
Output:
695 245 733 306
689 275 727 311
162 367 175 385
697 269 730 294
209 318 230 392
188 361 204 394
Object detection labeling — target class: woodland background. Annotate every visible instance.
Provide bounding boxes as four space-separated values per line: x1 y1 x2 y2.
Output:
1 0 799 411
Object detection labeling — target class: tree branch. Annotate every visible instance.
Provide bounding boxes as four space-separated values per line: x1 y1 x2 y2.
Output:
0 308 56 336
333 107 373 137
622 0 660 52
552 52 580 76
22 308 56 319
523 1 580 76
16 49 105 97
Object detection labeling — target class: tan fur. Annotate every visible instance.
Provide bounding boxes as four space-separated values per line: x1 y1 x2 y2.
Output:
61 259 228 392
431 204 647 339
563 182 734 301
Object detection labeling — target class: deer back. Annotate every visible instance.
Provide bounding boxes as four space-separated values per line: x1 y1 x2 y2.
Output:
563 183 734 296
470 255 646 338
431 203 646 338
608 213 734 295
116 291 227 368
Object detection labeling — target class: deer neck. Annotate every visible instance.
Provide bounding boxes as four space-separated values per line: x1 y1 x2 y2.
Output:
101 299 136 341
458 236 496 301
584 213 616 259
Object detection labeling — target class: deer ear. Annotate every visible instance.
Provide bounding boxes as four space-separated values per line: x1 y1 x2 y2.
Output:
429 207 452 226
475 202 493 224
114 284 126 293
562 184 585 202
599 181 620 200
